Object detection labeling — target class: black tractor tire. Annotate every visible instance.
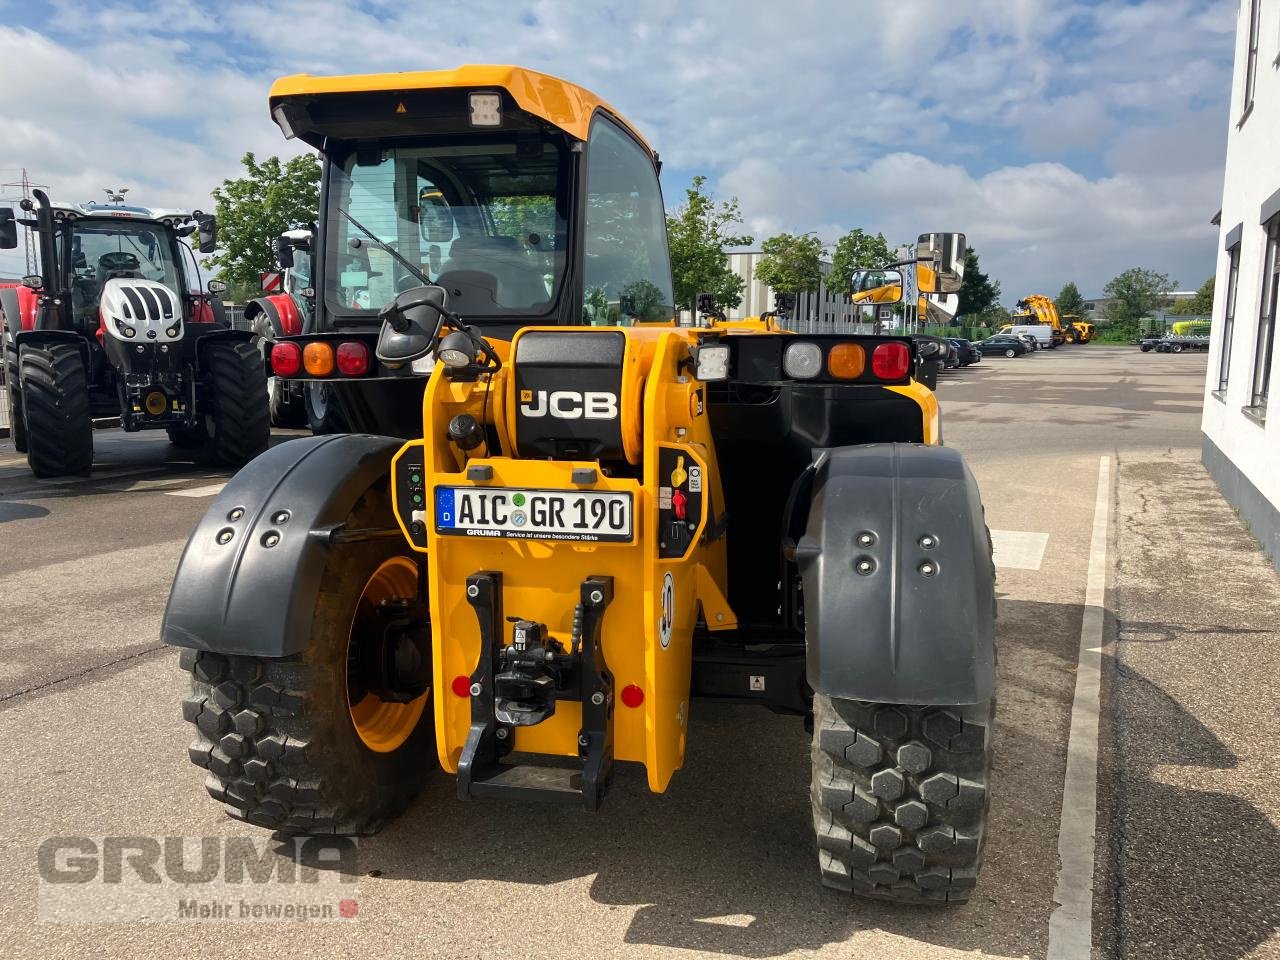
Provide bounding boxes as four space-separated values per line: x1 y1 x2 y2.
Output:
180 485 435 834
306 380 350 435
811 695 994 904
20 343 92 477
203 340 270 467
6 347 28 453
271 378 308 429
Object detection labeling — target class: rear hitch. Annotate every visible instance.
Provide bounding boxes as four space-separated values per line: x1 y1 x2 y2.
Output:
457 573 616 810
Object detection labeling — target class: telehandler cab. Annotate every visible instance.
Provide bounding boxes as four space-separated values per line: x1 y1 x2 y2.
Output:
163 66 996 905
0 192 268 476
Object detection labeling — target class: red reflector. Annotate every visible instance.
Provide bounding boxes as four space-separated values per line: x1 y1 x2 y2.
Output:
871 342 911 380
270 341 302 377
620 684 644 708
451 675 472 698
336 341 369 376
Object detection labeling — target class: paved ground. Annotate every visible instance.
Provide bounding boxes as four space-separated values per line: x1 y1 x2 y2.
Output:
0 345 1276 959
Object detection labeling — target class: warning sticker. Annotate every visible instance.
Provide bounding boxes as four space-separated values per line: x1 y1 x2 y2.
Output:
688 466 702 494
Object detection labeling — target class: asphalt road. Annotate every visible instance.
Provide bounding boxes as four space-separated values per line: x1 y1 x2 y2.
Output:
0 345 1275 959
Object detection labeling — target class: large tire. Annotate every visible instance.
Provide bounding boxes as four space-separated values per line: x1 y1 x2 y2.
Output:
180 485 435 834
306 381 350 435
203 340 270 466
811 695 994 904
20 343 92 477
6 345 27 453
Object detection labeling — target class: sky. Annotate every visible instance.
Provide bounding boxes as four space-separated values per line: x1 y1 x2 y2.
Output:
0 0 1238 300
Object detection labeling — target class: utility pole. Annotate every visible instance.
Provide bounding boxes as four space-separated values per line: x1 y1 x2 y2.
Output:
1 168 50 274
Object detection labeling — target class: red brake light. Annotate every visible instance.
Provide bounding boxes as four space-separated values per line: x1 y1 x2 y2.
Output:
336 341 369 376
871 342 910 380
270 341 302 377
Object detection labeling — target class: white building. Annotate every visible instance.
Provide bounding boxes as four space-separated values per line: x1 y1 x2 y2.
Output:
1201 0 1280 564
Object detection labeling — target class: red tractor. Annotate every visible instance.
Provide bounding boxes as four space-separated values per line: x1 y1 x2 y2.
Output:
0 191 269 476
241 227 348 433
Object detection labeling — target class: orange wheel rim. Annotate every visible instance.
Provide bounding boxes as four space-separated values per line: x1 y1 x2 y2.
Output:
347 556 429 753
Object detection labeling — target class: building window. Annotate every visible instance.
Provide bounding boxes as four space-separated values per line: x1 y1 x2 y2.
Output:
1242 0 1260 122
1218 243 1241 393
1249 216 1280 411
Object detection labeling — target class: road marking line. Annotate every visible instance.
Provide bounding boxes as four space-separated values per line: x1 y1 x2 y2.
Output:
1047 455 1111 960
164 482 227 498
990 529 1050 570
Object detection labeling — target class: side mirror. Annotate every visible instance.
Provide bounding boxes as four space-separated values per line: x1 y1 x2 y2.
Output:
375 284 448 367
0 208 17 250
916 233 966 294
849 268 904 305
275 236 295 270
197 214 217 254
207 279 227 295
22 274 43 290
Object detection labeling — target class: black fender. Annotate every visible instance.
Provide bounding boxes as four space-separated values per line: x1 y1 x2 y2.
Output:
161 433 402 656
13 329 91 368
795 443 995 705
192 327 258 368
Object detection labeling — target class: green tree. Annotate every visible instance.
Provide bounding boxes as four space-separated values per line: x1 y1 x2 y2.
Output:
956 247 1001 319
1102 267 1175 333
1055 281 1088 318
665 175 753 312
828 228 893 291
754 232 825 295
1170 276 1215 315
205 152 321 300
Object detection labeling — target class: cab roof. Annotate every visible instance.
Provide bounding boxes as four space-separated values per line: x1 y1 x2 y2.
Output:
41 200 198 225
268 64 653 154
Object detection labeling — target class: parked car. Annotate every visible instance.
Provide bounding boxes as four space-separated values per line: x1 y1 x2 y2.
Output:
947 337 982 366
977 335 1029 358
943 340 961 368
1012 333 1041 352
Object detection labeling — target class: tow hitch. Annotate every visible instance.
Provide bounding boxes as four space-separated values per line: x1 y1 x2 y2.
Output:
457 573 615 810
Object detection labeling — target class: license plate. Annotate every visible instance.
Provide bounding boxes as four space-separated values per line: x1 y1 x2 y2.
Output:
434 487 633 543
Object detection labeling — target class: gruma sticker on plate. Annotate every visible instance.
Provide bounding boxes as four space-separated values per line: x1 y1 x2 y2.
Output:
435 487 633 542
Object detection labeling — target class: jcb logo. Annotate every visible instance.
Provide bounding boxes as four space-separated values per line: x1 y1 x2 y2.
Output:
520 390 618 420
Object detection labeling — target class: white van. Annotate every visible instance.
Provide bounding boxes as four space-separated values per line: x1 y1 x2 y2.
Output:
1001 324 1053 348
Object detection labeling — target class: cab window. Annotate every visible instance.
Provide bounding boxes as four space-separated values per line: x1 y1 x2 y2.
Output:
582 117 674 325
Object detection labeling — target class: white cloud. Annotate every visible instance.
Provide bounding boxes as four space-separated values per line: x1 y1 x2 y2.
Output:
0 0 1236 293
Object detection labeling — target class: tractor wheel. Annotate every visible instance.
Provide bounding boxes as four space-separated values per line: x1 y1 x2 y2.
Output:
20 343 92 477
203 340 270 467
306 381 350 435
181 486 435 834
270 378 308 429
6 347 27 453
811 695 994 904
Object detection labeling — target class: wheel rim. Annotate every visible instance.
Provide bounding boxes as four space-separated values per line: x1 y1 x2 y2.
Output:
346 557 429 753
309 381 328 419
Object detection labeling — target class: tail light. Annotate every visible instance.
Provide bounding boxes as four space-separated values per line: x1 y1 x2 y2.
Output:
303 341 335 376
271 341 302 377
827 343 865 379
871 342 910 380
335 341 369 376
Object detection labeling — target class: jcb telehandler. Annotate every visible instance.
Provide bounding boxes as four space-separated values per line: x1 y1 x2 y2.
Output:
0 193 269 476
163 66 996 905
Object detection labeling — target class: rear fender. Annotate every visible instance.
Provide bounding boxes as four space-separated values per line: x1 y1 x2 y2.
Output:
0 285 39 336
161 434 401 656
242 294 303 337
795 443 995 705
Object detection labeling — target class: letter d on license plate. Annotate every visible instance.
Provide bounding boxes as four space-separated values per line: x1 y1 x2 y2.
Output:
435 487 633 542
